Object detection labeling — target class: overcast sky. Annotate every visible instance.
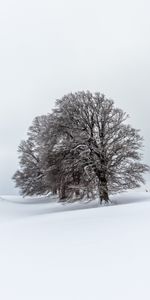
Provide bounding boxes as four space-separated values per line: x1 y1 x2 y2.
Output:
0 0 150 194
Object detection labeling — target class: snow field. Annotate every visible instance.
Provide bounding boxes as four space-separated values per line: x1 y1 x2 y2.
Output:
0 192 150 300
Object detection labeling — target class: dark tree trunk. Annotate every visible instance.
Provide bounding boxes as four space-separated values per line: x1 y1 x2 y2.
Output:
73 171 80 198
75 189 80 197
52 187 57 195
59 184 67 201
99 179 109 203
96 170 109 204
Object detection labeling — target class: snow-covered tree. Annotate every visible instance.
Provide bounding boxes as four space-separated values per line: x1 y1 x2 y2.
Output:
13 91 149 203
52 91 149 202
12 139 46 196
12 115 54 196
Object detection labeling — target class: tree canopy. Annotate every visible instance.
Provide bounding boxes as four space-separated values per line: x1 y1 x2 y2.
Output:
13 91 149 203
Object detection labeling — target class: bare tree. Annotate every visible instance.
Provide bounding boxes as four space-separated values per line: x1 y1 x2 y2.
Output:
12 114 55 196
53 91 149 203
12 139 46 196
13 91 149 203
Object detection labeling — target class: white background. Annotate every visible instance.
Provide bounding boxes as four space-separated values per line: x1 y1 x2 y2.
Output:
0 0 150 194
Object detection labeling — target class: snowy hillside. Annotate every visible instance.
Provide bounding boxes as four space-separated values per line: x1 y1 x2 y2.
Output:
0 192 150 300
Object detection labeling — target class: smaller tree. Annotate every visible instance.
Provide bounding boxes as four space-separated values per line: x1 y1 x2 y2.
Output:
12 139 46 196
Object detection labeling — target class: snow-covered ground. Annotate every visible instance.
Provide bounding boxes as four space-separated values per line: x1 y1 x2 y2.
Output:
0 191 150 300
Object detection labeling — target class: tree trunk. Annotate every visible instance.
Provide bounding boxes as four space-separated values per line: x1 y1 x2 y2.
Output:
75 189 80 197
100 182 109 203
59 184 67 201
96 171 109 204
52 187 57 195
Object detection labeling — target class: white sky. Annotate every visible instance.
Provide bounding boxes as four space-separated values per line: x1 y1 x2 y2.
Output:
0 0 150 194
